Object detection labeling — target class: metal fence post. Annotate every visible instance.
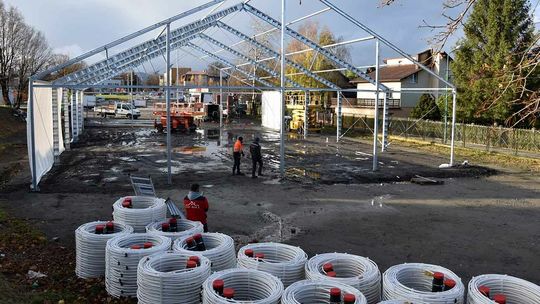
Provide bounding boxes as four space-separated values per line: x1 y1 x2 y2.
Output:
462 121 466 148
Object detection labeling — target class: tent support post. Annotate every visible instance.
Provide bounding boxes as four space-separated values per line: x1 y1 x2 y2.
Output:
166 23 172 185
372 39 380 171
279 0 286 178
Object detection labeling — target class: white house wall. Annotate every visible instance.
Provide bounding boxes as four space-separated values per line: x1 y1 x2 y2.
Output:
356 82 402 100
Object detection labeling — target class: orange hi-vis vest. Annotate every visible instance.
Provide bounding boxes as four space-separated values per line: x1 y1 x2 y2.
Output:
234 140 243 152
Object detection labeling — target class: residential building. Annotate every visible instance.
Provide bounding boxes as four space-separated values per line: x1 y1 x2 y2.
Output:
349 49 452 117
160 67 192 86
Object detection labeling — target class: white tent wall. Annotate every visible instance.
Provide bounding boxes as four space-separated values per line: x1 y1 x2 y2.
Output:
27 82 65 186
261 91 282 131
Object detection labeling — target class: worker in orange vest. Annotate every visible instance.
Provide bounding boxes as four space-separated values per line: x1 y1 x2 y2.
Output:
232 136 245 175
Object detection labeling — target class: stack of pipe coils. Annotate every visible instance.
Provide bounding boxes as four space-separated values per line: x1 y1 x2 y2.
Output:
105 233 171 298
282 279 367 304
146 218 204 241
137 251 211 304
173 232 236 272
382 263 465 304
237 242 308 287
467 274 540 304
75 221 133 278
305 253 381 304
112 196 167 232
202 268 283 304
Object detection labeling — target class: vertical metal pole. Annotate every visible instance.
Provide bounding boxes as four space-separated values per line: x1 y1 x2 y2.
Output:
219 69 224 146
372 39 380 171
450 89 457 166
176 50 180 103
304 91 309 139
381 93 388 152
336 92 342 142
166 23 172 184
444 55 449 144
29 78 38 191
279 0 286 177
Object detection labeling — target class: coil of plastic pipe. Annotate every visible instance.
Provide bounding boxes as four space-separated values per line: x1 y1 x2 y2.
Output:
202 268 284 304
75 221 133 279
382 263 465 304
237 242 307 287
105 233 171 298
282 279 367 304
377 301 411 304
468 274 540 304
112 196 167 232
146 218 204 241
137 251 211 304
305 252 381 304
173 232 236 272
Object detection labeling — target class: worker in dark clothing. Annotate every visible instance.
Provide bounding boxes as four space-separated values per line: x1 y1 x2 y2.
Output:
232 136 245 175
183 184 209 232
250 137 263 178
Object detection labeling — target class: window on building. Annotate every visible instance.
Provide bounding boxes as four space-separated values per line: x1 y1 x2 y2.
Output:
410 73 418 84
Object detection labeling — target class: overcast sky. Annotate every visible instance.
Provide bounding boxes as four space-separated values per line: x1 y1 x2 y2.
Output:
4 0 540 73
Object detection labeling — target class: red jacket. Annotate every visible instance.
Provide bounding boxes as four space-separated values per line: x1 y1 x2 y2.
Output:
183 195 209 224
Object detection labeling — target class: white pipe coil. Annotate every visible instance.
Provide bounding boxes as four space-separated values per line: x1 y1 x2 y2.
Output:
282 279 368 304
75 221 133 279
377 301 411 304
173 232 237 272
237 242 308 287
105 233 171 298
146 219 204 241
467 274 540 304
112 196 167 232
202 268 284 304
382 263 465 304
305 252 381 304
137 251 212 304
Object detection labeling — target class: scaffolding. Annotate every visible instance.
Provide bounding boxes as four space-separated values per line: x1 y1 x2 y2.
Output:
28 0 457 191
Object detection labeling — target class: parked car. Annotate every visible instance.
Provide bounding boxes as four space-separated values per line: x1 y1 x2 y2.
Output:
94 102 141 119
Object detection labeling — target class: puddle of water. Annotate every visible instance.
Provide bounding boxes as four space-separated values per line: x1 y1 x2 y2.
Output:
119 157 136 162
175 146 207 155
134 130 154 137
262 178 282 185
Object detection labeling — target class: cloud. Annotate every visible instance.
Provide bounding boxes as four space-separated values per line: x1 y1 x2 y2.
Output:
53 44 84 57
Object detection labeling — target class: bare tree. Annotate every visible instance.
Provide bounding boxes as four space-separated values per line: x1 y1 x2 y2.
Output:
14 26 51 108
45 54 87 81
0 2 26 106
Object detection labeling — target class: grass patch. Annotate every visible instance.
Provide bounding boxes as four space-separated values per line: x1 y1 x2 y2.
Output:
0 207 134 303
96 94 131 101
389 136 540 172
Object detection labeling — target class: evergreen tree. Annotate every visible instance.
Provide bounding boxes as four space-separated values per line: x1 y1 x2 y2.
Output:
451 0 534 124
410 94 441 121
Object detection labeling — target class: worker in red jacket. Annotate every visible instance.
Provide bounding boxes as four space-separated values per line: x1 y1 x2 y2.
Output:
183 184 209 232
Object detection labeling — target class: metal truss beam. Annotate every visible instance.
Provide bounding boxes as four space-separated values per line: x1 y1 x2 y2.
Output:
216 22 340 90
35 0 226 81
187 43 273 87
198 34 303 88
242 3 389 92
56 4 242 85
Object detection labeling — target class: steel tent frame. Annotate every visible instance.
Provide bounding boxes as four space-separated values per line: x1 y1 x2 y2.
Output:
28 0 457 191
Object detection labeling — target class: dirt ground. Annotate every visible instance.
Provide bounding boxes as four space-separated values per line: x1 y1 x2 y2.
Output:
0 116 539 301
